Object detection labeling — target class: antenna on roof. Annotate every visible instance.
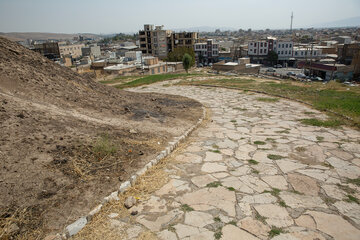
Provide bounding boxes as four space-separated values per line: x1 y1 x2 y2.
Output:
290 12 294 33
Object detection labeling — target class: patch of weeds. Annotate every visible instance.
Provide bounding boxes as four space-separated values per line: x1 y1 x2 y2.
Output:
234 107 247 111
252 169 260 174
267 154 284 160
276 129 290 134
304 111 315 115
210 149 221 153
268 226 284 238
227 187 236 191
92 134 117 158
337 184 356 194
162 83 171 87
316 136 325 142
346 177 360 187
300 118 342 128
214 231 222 240
254 141 266 145
230 119 237 123
214 216 221 222
323 196 336 205
345 195 360 204
256 97 279 103
168 224 176 232
181 204 194 212
206 181 222 188
248 159 259 165
141 86 148 89
295 146 306 152
212 144 219 149
290 190 304 195
255 212 267 224
264 188 281 197
228 220 237 226
279 200 288 208
266 138 276 143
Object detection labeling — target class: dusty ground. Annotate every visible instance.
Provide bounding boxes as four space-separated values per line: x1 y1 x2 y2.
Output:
76 82 360 240
0 37 202 239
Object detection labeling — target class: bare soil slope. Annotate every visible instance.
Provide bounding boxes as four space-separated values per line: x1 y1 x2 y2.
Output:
0 37 202 239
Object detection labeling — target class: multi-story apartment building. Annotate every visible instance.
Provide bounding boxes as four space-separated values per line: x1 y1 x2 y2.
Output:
170 32 199 50
58 43 85 58
33 42 60 59
293 47 321 59
194 39 219 64
81 44 101 58
139 24 172 59
248 40 268 56
139 24 198 59
275 41 293 60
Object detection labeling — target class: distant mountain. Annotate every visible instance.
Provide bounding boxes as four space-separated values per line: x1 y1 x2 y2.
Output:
171 26 237 32
313 16 360 28
0 32 102 42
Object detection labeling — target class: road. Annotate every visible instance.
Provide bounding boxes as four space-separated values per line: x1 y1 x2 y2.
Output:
75 82 360 240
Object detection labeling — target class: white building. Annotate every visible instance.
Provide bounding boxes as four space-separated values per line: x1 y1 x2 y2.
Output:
293 47 322 59
194 39 219 64
125 51 142 62
275 41 293 60
248 41 268 56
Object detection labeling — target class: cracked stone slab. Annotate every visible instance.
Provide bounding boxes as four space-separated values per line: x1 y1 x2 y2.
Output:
254 204 293 228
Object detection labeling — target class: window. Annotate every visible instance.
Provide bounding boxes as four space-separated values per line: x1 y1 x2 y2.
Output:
264 49 267 54
278 44 281 48
314 52 316 56
158 67 160 73
254 49 257 53
260 43 263 47
254 43 257 47
278 51 280 54
285 51 287 54
151 69 155 74
281 51 283 54
295 51 298 56
286 44 288 48
265 43 267 47
289 44 292 48
289 51 291 55
163 66 165 71
250 43 253 45
260 49 262 54
282 44 284 48
301 52 303 56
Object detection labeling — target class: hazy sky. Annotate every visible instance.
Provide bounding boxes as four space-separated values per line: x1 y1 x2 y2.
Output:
0 0 359 34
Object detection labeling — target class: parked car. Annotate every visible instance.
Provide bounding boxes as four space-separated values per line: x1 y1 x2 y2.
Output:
275 64 282 68
267 68 276 72
296 73 306 78
198 63 203 67
209 63 213 67
287 72 296 76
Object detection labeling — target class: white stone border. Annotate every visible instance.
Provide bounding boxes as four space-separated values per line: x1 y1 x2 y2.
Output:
60 106 206 239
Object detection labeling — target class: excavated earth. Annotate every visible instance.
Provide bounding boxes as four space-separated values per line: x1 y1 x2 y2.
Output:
0 37 202 239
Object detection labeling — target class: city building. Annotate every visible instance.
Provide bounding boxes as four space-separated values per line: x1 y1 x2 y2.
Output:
33 42 60 59
58 43 85 58
248 40 268 56
194 39 219 64
275 41 293 60
139 24 172 59
139 24 198 59
81 44 101 58
337 43 360 65
125 51 142 62
142 56 167 75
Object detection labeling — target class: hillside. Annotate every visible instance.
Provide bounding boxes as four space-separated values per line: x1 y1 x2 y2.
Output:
0 32 101 42
0 36 202 239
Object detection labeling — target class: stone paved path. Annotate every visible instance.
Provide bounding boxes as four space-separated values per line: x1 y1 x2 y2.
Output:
93 83 360 240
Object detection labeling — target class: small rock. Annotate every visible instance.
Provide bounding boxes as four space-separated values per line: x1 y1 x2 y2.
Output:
124 196 137 209
129 129 138 134
131 210 138 216
108 213 119 218
5 223 19 235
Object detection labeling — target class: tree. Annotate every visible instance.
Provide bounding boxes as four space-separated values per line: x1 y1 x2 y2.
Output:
267 50 278 66
166 47 195 67
182 53 192 73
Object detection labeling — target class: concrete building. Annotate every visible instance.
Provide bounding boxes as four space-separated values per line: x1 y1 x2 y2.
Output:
142 56 167 75
33 42 60 59
58 43 85 58
337 43 360 65
194 39 219 64
125 51 142 62
81 44 101 58
275 41 293 60
248 40 268 56
139 24 198 59
139 24 172 59
293 47 321 59
334 36 351 44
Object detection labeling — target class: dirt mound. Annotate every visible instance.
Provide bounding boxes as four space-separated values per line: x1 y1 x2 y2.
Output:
0 37 202 239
